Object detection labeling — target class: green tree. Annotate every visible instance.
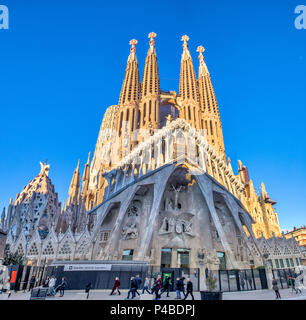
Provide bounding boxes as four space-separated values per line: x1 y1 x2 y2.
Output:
3 251 24 266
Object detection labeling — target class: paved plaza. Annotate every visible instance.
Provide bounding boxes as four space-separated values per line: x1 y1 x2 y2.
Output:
0 288 305 301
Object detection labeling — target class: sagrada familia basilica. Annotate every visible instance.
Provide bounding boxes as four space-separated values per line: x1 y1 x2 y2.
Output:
1 34 304 277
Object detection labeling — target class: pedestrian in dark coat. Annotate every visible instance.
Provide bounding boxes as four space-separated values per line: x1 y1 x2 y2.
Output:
85 282 92 299
175 277 183 299
153 275 162 300
183 278 194 300
134 274 142 296
126 277 137 299
56 277 67 297
272 277 281 299
28 275 36 291
160 276 170 297
43 277 50 288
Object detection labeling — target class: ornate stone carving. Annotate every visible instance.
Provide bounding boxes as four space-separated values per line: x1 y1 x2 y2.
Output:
122 222 138 240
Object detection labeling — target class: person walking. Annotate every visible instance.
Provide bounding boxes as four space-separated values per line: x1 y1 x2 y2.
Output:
126 277 137 299
142 277 151 294
240 278 245 291
43 276 50 288
150 277 157 294
4 277 11 298
85 282 92 299
160 276 170 297
175 277 183 299
183 278 194 300
272 277 281 299
29 275 36 291
110 277 121 295
134 274 142 296
289 276 296 293
153 275 162 300
181 277 186 298
294 276 302 294
47 276 56 296
56 277 67 297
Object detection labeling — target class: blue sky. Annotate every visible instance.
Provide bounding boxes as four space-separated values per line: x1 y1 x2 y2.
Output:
0 0 305 231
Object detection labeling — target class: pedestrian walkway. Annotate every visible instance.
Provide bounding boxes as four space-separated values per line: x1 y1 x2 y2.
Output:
0 288 305 300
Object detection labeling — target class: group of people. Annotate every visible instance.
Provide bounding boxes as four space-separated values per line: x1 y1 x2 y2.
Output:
272 273 304 299
43 276 68 297
119 274 194 300
288 275 303 294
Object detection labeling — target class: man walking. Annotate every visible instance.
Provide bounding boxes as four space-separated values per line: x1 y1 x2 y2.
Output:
28 275 36 291
183 278 194 300
126 277 137 299
134 274 142 296
175 277 183 299
160 276 170 297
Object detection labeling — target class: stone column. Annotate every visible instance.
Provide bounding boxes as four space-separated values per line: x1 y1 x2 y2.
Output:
196 175 239 270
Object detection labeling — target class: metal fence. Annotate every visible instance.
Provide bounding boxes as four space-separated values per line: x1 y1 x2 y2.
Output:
272 268 297 289
213 269 268 292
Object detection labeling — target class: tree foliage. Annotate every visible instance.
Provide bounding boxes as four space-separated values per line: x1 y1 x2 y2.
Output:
2 251 24 266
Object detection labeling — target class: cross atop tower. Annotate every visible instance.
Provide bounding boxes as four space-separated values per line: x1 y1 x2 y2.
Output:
129 39 138 53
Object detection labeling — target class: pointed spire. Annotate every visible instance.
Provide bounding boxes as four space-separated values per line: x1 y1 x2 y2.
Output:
197 45 209 76
139 32 161 132
67 160 81 206
197 45 225 157
141 32 160 97
179 35 200 129
0 207 5 227
118 39 141 106
81 152 91 202
261 182 267 197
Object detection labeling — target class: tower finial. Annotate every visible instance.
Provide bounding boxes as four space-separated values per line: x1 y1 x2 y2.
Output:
181 35 189 49
129 39 138 53
197 45 205 61
148 32 157 47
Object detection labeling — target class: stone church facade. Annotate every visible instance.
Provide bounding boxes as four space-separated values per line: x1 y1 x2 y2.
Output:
2 34 304 280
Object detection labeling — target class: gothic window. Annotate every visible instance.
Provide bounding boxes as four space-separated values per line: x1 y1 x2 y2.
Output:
16 244 24 256
58 241 72 255
42 242 55 255
273 246 282 256
76 240 87 255
284 246 291 255
100 231 110 243
28 243 39 256
293 245 300 254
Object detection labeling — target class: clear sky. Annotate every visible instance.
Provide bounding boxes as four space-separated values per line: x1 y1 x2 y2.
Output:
0 0 305 231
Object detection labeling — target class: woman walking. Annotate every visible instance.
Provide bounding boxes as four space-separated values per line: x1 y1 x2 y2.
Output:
142 277 151 294
272 277 281 299
110 277 121 295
